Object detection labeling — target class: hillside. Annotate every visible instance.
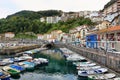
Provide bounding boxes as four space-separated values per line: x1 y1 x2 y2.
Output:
7 10 62 20
0 10 96 34
104 0 117 9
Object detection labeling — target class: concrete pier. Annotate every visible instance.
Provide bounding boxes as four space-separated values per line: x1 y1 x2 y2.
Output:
55 43 120 74
0 44 40 55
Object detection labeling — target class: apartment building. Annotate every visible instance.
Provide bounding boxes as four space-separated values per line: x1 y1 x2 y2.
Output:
103 0 120 16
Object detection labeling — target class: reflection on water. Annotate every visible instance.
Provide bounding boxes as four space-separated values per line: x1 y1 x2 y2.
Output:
0 49 88 80
12 72 77 80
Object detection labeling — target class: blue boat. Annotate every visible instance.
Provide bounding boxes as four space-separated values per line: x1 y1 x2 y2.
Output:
9 64 25 72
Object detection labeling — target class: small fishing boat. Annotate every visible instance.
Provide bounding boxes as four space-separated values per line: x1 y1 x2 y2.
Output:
66 54 86 62
78 68 108 77
0 70 10 80
12 57 25 62
3 66 20 76
104 73 116 79
9 64 25 72
88 73 116 79
77 66 101 70
2 58 14 64
0 61 8 66
114 77 120 80
73 61 91 66
18 61 35 70
19 54 32 60
76 63 96 67
34 58 48 65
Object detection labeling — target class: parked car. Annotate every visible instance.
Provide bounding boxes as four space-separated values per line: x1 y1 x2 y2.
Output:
107 49 120 53
96 47 105 52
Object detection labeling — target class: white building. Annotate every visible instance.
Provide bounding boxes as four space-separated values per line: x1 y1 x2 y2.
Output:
91 16 104 22
89 11 99 18
46 17 53 23
40 17 45 22
104 12 118 22
5 32 15 38
46 16 61 23
37 34 43 40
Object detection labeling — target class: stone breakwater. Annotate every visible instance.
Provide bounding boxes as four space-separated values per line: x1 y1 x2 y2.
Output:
0 44 40 55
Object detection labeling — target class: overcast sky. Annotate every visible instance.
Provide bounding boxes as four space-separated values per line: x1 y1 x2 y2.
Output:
0 0 110 19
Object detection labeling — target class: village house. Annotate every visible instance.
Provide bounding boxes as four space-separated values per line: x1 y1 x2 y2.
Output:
69 25 89 46
111 14 120 26
61 12 79 22
37 34 43 40
40 16 61 23
103 0 120 22
96 26 120 51
96 20 111 30
4 32 15 39
50 30 63 42
103 0 120 16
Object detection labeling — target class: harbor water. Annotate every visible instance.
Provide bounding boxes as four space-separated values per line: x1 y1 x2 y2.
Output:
0 49 88 80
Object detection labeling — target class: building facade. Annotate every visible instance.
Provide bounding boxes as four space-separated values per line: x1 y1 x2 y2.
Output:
5 32 15 39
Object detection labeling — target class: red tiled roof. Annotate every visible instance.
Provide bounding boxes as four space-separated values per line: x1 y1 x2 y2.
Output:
5 32 14 34
96 26 120 34
107 26 120 32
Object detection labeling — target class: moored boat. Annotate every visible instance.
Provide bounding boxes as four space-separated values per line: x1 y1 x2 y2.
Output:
19 54 32 60
66 54 86 62
3 66 20 76
73 61 91 66
12 57 25 62
18 61 35 70
34 58 49 65
76 63 96 67
114 77 120 80
0 61 8 66
77 66 101 70
0 70 10 80
88 73 116 79
78 68 108 77
2 58 14 65
9 64 25 72
104 73 116 79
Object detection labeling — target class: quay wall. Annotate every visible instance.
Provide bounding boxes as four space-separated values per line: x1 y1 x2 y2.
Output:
55 43 120 73
0 44 40 55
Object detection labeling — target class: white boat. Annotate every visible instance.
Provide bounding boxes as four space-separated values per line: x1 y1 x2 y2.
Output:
76 63 96 67
66 54 86 61
19 54 32 60
73 61 91 66
104 73 116 79
88 73 116 79
78 68 108 77
13 57 25 62
77 66 101 70
114 77 120 80
33 58 48 66
2 58 14 64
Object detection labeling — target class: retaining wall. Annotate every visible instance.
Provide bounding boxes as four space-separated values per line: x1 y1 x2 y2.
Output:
55 43 120 73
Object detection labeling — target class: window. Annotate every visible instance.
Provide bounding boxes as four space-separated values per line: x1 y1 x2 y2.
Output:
117 33 120 41
112 43 115 48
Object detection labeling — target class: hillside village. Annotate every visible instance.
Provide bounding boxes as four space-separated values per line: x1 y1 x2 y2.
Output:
37 0 120 51
1 0 120 52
